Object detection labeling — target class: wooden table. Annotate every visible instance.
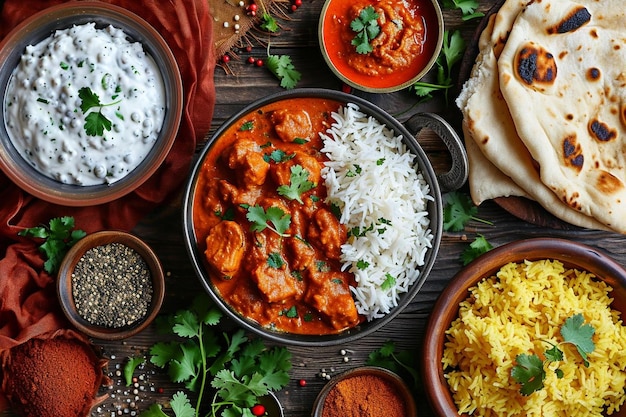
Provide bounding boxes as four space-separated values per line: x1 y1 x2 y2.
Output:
5 0 626 416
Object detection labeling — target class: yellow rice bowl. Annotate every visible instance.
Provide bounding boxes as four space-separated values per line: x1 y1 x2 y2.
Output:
442 259 626 417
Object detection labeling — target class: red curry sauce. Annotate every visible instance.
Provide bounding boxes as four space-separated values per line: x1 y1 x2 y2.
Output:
192 98 365 335
322 0 439 89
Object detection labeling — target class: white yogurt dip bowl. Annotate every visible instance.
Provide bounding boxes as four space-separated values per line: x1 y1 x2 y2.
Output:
0 2 182 206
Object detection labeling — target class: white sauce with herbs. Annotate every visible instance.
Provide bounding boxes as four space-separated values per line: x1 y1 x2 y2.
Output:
4 23 165 186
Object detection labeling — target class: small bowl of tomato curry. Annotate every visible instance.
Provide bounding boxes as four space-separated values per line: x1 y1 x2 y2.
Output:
318 0 444 93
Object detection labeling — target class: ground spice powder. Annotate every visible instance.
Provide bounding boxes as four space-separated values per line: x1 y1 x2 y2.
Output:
1 335 104 417
321 373 408 417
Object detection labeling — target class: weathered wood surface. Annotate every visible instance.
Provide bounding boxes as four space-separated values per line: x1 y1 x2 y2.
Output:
4 1 626 416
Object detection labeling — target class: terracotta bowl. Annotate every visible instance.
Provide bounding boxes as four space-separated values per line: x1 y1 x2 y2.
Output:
0 2 182 206
57 231 165 340
318 0 444 93
422 238 626 417
311 366 417 417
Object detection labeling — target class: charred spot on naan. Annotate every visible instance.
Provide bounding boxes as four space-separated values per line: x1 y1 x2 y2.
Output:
562 135 584 172
596 171 625 194
547 6 591 34
514 43 557 88
588 119 617 142
586 67 601 81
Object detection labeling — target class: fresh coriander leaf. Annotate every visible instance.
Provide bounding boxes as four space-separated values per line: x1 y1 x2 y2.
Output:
351 6 380 54
267 252 285 269
443 0 484 20
543 344 564 363
78 87 102 112
511 353 545 395
266 55 301 89
366 341 420 393
443 191 492 232
239 121 254 131
150 341 182 368
460 234 493 265
357 260 370 270
381 273 396 291
264 149 295 163
260 12 279 32
124 356 145 386
561 313 595 364
18 216 86 274
246 205 291 237
277 164 316 203
282 306 298 318
170 391 195 417
168 342 202 384
84 110 112 136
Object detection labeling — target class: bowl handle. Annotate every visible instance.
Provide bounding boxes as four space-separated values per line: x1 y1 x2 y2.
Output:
404 113 468 192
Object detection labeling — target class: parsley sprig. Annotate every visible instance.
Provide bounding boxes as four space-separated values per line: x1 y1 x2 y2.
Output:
511 314 595 395
411 30 466 104
78 87 122 137
18 216 86 274
350 6 381 54
140 294 291 417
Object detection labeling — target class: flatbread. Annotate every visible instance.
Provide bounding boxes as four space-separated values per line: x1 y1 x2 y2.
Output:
498 0 626 232
457 0 609 231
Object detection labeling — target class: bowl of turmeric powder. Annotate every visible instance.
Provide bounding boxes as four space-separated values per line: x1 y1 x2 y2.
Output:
311 366 417 417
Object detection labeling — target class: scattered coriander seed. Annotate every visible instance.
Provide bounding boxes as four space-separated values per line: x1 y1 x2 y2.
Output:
71 242 152 328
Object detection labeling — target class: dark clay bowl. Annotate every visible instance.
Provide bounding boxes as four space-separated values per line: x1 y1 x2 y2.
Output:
57 230 165 340
0 2 182 206
422 238 626 417
182 88 468 347
311 366 417 417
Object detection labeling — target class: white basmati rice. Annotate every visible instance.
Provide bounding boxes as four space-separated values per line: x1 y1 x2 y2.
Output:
320 103 434 320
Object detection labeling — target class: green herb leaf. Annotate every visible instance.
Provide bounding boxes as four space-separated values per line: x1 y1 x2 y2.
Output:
561 313 595 365
124 356 145 386
264 149 295 164
170 391 196 417
277 164 316 203
442 0 484 21
381 273 396 291
260 12 279 32
351 6 380 54
511 354 545 395
246 205 291 237
460 234 493 265
443 191 492 232
138 403 169 417
266 55 301 89
78 87 102 113
239 121 254 131
267 252 285 269
84 111 112 136
18 216 86 274
367 341 421 393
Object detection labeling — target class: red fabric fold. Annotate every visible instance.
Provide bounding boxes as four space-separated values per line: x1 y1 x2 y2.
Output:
0 0 215 352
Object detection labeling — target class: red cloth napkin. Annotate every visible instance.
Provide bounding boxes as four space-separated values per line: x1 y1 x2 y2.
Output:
0 0 215 352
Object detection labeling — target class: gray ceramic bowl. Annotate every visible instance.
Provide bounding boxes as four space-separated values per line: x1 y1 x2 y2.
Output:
0 2 182 206
182 88 468 346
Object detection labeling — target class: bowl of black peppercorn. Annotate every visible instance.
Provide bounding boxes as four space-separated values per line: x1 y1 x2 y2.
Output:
57 230 165 340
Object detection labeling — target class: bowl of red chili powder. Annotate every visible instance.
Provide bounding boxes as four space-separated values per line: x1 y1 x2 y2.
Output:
311 366 417 417
318 0 444 93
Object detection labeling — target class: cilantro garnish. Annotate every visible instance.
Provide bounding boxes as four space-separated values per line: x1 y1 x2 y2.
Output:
246 205 291 237
443 191 492 232
263 149 295 163
277 164 316 203
260 12 279 32
367 341 421 393
18 216 86 274
350 6 381 54
239 121 254 131
460 234 493 265
442 0 484 21
142 294 291 417
123 356 145 387
411 30 466 104
381 273 396 291
78 87 121 137
511 314 595 395
267 252 285 269
266 55 301 90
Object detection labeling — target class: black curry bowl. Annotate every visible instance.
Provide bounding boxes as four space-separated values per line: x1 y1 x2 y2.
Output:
182 88 468 346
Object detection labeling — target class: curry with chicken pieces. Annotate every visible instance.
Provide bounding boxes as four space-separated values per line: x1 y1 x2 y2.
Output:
192 98 363 335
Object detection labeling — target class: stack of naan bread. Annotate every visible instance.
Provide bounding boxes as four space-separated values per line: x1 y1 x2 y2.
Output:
457 0 626 233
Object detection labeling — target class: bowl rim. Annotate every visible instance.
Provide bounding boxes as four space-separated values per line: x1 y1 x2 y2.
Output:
0 1 183 206
57 230 165 340
317 0 444 93
310 366 418 417
421 237 626 416
182 88 443 347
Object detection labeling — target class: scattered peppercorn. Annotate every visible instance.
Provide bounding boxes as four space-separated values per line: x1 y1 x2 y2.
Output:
72 242 153 328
